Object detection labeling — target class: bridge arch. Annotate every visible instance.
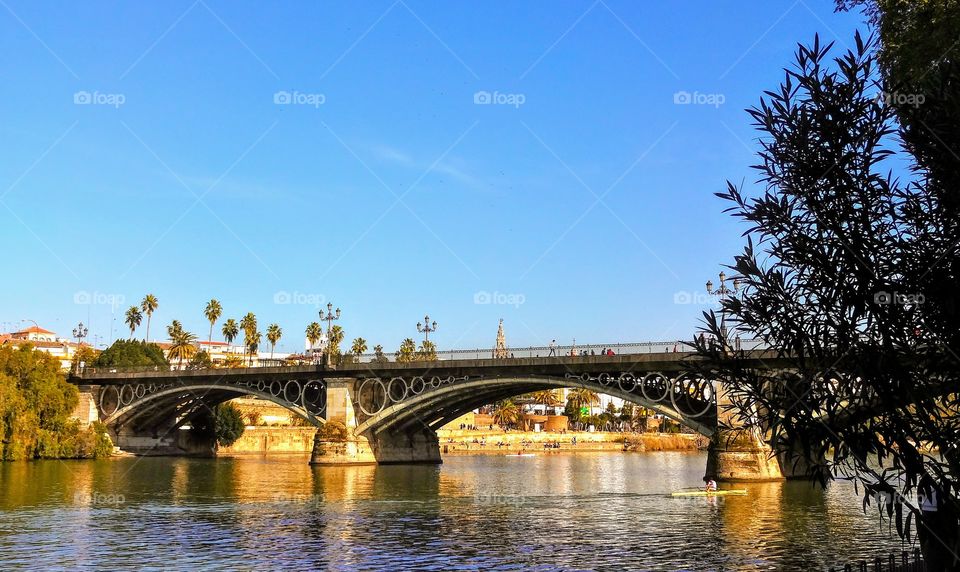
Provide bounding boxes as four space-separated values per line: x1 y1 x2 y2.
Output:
353 374 717 437
98 379 327 432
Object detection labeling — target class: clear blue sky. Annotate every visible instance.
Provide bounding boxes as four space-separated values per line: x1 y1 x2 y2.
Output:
0 1 865 353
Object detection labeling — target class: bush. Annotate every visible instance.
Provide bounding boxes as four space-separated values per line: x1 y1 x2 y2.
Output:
190 403 246 448
317 420 349 442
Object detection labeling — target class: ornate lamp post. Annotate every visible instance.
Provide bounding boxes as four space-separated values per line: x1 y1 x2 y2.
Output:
72 322 88 372
319 302 341 365
416 315 437 342
706 271 741 349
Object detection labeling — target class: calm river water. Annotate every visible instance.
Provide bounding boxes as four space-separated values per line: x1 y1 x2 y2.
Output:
0 452 906 571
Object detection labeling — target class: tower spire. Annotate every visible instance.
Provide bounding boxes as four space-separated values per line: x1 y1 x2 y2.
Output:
494 318 508 359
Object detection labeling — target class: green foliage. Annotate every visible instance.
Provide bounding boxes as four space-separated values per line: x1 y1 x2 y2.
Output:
317 420 349 441
71 345 99 370
416 340 438 361
703 29 960 562
0 345 112 460
95 339 168 368
372 344 389 364
395 338 417 363
188 350 212 369
190 403 245 448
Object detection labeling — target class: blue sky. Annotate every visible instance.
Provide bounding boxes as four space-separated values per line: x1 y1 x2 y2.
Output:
0 1 866 353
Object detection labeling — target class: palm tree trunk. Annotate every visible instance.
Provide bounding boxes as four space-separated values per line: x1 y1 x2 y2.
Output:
145 316 151 341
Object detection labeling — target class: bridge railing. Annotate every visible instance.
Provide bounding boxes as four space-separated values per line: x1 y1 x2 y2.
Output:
72 339 768 376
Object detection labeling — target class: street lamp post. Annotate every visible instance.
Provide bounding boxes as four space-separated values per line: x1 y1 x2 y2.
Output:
318 302 341 365
72 322 88 372
705 271 741 350
416 315 437 343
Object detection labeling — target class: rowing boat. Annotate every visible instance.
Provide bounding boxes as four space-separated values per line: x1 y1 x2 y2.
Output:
671 489 748 497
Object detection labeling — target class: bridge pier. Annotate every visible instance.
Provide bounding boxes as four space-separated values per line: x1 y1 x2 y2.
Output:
309 379 441 465
705 428 784 482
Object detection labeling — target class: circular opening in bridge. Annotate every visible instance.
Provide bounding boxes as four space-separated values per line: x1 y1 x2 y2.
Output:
119 385 135 406
357 378 387 416
283 381 302 403
641 373 670 403
99 385 120 417
301 381 325 415
598 373 612 386
671 374 715 418
269 381 283 398
430 376 443 388
409 377 426 395
617 374 636 393
387 378 408 402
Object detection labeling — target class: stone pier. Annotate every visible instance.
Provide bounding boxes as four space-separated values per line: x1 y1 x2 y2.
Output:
704 383 783 482
310 379 441 465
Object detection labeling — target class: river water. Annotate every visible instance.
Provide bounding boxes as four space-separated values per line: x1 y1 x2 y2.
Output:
0 452 906 571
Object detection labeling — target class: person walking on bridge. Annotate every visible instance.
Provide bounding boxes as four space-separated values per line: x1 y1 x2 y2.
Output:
548 340 557 356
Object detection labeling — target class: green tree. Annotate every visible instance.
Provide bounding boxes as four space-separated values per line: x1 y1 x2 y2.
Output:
372 344 388 364
140 294 158 341
190 402 245 448
222 318 239 346
350 337 367 363
266 324 282 359
568 388 600 415
246 330 261 366
204 299 222 343
395 338 417 363
702 31 960 567
0 345 112 460
95 339 168 367
188 350 212 369
124 306 142 339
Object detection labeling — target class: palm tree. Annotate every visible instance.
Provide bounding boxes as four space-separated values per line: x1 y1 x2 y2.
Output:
568 388 601 417
305 322 322 353
350 337 367 362
239 313 257 364
204 299 222 342
531 390 561 415
492 399 521 428
222 318 239 345
266 323 282 358
395 338 417 363
124 306 142 339
168 328 197 366
328 325 344 360
373 344 388 364
246 330 262 366
166 319 184 339
140 294 158 341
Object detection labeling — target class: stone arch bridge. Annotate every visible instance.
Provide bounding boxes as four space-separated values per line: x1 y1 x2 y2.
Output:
70 348 791 481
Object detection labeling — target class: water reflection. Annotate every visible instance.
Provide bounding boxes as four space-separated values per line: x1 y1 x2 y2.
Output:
0 452 906 570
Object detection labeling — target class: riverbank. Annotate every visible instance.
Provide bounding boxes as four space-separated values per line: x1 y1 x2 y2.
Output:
438 430 706 455
217 426 706 455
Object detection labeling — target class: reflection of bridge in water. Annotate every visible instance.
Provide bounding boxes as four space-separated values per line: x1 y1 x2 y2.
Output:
69 340 797 482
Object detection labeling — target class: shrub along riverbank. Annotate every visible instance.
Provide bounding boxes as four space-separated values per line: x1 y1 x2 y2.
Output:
0 345 112 460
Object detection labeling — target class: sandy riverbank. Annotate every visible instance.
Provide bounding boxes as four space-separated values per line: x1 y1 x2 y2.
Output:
217 426 707 456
